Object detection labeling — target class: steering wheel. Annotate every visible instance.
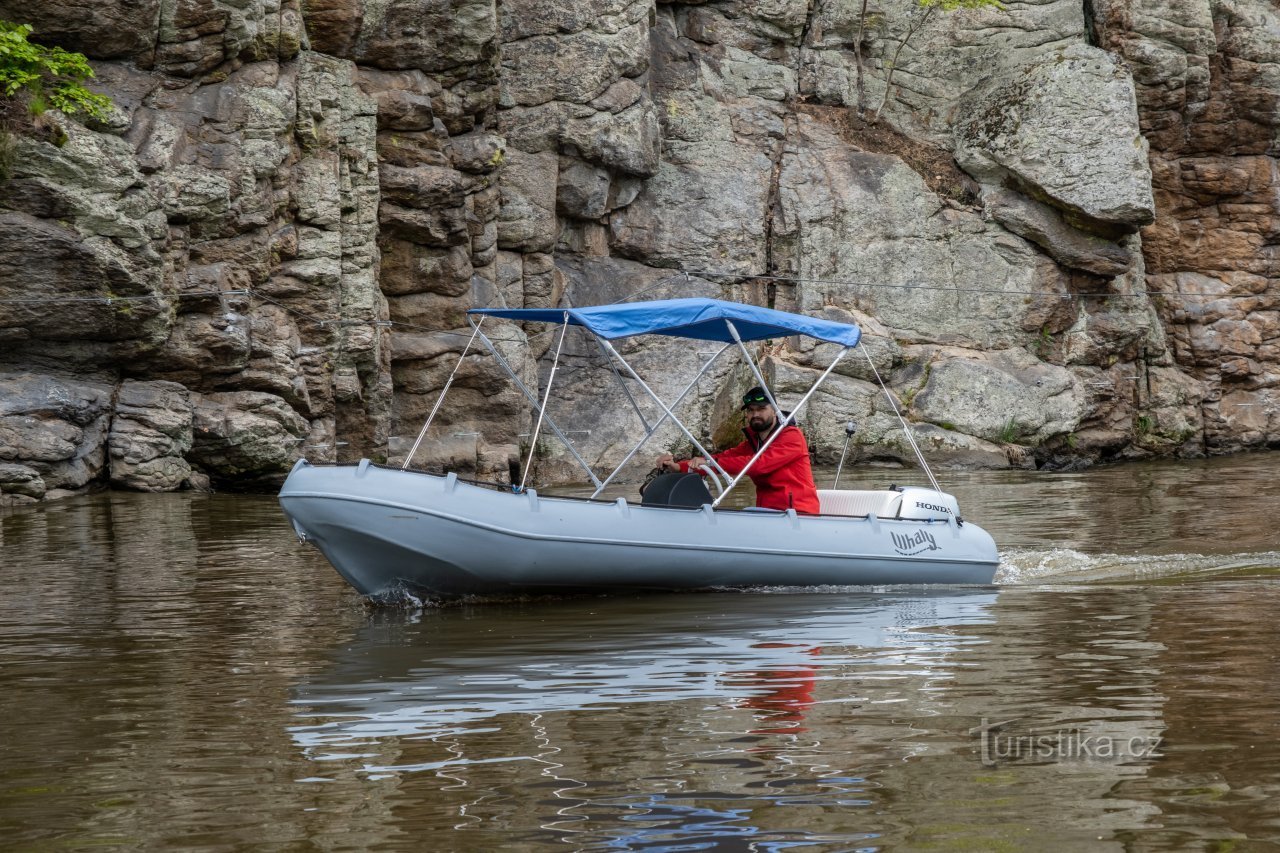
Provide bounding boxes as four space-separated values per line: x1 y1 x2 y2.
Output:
695 463 725 496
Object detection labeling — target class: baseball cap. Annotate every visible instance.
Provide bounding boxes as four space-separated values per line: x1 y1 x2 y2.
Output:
740 386 772 409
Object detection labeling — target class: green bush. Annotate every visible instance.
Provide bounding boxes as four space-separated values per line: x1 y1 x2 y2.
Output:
0 20 112 123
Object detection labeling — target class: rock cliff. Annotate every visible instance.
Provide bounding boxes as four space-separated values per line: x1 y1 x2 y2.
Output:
0 0 1276 503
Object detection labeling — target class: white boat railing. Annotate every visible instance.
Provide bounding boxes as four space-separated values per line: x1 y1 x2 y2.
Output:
859 345 942 493
401 317 485 471
402 298 944 505
519 314 571 493
469 318 604 489
597 337 734 489
588 341 733 498
710 343 851 508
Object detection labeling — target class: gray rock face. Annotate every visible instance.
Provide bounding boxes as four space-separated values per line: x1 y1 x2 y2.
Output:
109 380 195 492
0 463 45 503
0 372 113 497
7 0 1278 499
497 150 559 252
803 0 1085 138
981 189 1135 277
912 350 1086 444
190 391 308 481
0 119 169 365
955 44 1156 234
773 114 1063 352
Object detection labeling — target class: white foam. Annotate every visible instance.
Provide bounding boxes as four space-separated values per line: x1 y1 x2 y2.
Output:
997 548 1280 584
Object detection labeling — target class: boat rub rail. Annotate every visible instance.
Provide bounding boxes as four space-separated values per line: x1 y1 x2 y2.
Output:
301 460 959 524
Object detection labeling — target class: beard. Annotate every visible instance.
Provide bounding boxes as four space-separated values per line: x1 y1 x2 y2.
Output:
748 415 774 434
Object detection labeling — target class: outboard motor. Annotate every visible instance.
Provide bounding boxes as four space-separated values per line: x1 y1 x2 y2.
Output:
895 487 962 521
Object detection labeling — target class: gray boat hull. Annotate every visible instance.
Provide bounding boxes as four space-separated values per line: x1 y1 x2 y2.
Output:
279 460 1000 598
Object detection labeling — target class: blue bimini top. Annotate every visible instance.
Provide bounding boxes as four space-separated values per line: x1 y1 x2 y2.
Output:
468 297 861 348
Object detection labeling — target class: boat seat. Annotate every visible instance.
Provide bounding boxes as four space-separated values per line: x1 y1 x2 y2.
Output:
641 472 714 509
817 489 902 518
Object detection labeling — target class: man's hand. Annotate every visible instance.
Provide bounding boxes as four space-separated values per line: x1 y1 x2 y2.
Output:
656 453 679 472
687 455 707 471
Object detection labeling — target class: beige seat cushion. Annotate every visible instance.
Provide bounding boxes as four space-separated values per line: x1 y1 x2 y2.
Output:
816 489 902 517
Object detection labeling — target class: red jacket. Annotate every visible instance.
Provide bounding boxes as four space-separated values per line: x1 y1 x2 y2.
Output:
681 424 820 514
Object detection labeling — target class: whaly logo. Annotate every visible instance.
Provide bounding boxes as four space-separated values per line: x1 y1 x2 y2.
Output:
891 529 940 556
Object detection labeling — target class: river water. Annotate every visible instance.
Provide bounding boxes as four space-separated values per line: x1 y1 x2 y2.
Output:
2 454 1279 850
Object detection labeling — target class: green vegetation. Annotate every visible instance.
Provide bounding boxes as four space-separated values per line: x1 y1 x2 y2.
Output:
854 0 1004 124
997 418 1019 444
0 127 13 179
1034 324 1053 358
0 20 112 171
0 21 112 120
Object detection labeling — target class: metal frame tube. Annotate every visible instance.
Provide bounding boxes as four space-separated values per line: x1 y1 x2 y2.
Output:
712 345 850 508
519 314 571 493
833 431 853 488
725 320 783 416
401 317 484 470
470 316 602 488
600 339 732 485
860 344 942 492
590 342 732 498
596 335 651 432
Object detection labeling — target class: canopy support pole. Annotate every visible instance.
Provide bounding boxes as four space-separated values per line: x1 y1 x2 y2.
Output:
471 317 602 489
724 320 783 418
599 340 732 486
519 313 571 493
861 344 942 492
401 317 484 470
590 342 732 498
595 335 651 433
712 346 850 508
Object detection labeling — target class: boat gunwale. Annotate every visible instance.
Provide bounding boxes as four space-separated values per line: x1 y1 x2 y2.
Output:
281 468 998 569
289 460 965 525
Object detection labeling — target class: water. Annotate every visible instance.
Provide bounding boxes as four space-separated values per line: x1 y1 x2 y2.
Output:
2 454 1279 849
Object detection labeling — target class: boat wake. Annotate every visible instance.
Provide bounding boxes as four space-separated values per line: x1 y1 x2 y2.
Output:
351 551 1280 610
997 548 1280 584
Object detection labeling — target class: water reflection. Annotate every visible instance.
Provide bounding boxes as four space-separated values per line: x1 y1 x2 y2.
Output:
291 591 1000 846
287 588 1183 848
728 642 821 734
292 591 996 765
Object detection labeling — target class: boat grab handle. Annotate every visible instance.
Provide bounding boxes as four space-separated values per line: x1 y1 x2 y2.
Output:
696 464 725 496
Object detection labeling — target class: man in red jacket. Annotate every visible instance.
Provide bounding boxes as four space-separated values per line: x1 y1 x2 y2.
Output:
656 386 821 514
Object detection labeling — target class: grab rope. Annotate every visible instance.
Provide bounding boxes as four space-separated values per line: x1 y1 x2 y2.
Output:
519 313 570 493
861 344 942 493
401 316 484 470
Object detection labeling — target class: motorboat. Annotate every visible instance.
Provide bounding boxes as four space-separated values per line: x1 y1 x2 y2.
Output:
279 298 999 599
